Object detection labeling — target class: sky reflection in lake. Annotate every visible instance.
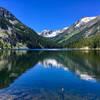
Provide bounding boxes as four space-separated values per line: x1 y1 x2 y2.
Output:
0 50 100 100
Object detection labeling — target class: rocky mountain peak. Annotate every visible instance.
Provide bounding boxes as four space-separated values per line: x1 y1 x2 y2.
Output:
0 7 17 21
39 27 68 38
75 16 96 27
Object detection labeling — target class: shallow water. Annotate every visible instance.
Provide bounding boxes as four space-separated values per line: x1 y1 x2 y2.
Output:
0 50 100 100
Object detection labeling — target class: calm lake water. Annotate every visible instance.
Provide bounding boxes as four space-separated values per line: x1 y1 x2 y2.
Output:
0 50 100 100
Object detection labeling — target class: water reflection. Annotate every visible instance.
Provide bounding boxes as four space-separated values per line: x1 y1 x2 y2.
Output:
0 50 100 100
39 51 100 82
0 50 42 89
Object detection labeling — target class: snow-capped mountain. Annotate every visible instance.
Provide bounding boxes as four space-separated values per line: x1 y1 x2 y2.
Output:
38 27 68 38
75 16 96 27
39 16 97 40
48 16 99 43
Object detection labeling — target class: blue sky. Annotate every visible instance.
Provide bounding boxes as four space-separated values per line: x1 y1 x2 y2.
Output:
0 0 100 32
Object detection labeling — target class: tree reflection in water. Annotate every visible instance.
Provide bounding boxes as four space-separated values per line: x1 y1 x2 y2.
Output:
0 50 100 100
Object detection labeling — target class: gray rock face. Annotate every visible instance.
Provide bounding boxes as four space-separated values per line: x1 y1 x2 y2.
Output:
0 7 16 21
0 7 59 49
40 16 100 43
39 27 68 38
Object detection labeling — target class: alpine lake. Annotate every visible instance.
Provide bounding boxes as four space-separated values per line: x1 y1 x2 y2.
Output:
0 50 100 100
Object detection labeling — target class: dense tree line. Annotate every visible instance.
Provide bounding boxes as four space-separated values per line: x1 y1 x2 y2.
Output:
0 14 62 49
64 34 100 48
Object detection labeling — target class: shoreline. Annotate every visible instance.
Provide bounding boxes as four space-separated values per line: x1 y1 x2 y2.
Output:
0 48 100 51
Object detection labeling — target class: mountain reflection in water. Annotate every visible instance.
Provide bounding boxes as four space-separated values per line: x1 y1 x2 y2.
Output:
0 50 100 100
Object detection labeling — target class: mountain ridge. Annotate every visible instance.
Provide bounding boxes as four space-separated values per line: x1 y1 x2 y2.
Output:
39 15 100 48
39 16 96 38
38 27 68 38
0 7 61 49
0 7 100 49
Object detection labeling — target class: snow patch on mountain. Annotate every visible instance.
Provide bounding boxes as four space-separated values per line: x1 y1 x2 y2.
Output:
75 17 96 27
39 27 68 38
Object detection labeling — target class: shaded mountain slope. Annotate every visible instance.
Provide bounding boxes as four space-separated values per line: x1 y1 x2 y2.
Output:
0 7 61 49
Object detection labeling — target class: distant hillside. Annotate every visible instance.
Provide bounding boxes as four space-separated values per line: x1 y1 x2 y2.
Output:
2 6 100 49
0 7 61 49
38 27 68 38
63 16 100 48
39 16 100 48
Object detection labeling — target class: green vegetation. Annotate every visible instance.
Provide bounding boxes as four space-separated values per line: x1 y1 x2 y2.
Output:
64 34 100 48
1 50 100 90
59 30 79 43
0 7 62 49
0 7 100 49
18 42 23 47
